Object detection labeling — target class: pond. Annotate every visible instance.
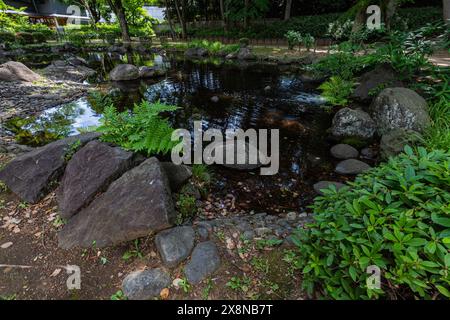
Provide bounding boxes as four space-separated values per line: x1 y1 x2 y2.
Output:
6 52 339 214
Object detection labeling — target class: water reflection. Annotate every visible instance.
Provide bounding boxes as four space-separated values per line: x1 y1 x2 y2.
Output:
6 99 101 146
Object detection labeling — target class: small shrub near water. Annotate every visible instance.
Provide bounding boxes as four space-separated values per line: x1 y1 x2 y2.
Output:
291 146 450 299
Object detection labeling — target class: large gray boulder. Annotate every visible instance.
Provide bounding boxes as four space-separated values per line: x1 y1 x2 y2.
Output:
122 268 171 300
184 241 220 284
0 61 41 82
155 226 195 267
57 141 136 219
160 162 192 191
380 128 422 160
237 47 255 60
58 157 176 249
41 60 96 82
0 133 100 203
331 108 376 140
109 64 140 81
335 159 372 175
353 64 403 102
370 87 430 135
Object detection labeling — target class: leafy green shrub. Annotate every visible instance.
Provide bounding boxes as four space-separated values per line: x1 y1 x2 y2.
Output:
394 7 443 31
302 34 315 51
32 32 47 43
97 100 178 156
327 19 353 41
239 37 250 47
423 97 450 151
16 32 34 45
0 31 15 44
318 76 354 106
66 29 87 46
309 52 366 80
185 39 239 55
190 13 342 39
285 30 302 50
291 146 450 299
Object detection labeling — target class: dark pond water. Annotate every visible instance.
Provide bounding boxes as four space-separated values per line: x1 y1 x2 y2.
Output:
6 52 340 213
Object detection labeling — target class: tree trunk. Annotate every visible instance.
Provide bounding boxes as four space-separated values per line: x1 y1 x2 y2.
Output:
219 0 225 28
352 7 366 33
284 0 292 21
384 0 398 31
174 0 186 39
107 0 131 43
243 0 250 29
444 0 450 24
165 0 176 39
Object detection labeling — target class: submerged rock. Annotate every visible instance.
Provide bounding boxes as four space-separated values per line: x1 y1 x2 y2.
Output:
109 64 140 81
184 241 221 284
0 61 41 82
335 159 371 175
58 157 176 248
57 141 136 219
370 87 430 135
155 226 195 267
185 47 208 58
330 144 359 159
122 268 171 300
0 133 100 203
215 141 268 171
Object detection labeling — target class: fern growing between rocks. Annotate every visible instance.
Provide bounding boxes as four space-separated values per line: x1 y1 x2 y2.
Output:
97 100 179 156
319 76 355 106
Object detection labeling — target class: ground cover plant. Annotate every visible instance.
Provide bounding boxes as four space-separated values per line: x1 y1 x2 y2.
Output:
291 146 450 299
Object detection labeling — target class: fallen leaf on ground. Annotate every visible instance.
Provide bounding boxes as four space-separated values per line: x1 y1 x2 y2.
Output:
50 268 62 277
1 242 13 249
160 288 169 299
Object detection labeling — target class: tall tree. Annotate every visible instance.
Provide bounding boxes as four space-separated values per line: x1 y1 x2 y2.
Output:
106 0 131 43
174 0 187 39
284 0 292 21
384 0 398 31
243 0 249 28
219 0 226 28
164 0 176 38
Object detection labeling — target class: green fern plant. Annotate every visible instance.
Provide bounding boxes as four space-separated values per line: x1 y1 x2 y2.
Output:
318 76 355 106
97 100 178 156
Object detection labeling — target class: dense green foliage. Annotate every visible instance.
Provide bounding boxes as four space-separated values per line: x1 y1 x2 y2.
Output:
318 76 354 106
189 7 442 40
167 39 240 55
291 146 450 299
97 101 178 156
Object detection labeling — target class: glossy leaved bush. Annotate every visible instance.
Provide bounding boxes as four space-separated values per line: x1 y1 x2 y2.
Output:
291 146 450 299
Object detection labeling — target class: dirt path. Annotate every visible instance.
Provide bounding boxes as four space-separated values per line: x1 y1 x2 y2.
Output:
429 50 450 67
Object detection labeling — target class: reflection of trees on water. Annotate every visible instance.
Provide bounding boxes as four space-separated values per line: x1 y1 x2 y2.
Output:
6 103 83 147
